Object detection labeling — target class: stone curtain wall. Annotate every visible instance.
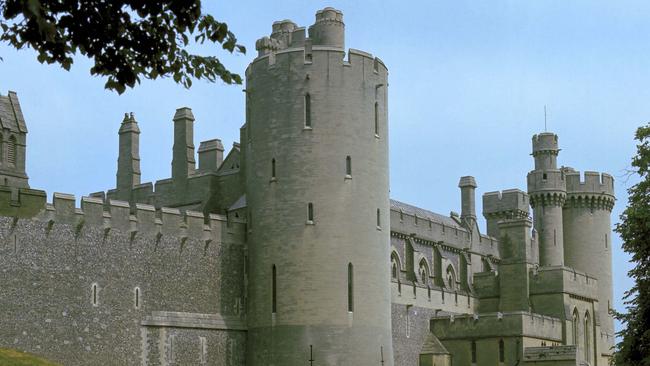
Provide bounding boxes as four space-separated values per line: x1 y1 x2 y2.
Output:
0 195 247 365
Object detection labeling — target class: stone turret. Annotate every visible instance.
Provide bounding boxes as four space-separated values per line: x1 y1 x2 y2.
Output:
172 107 196 181
562 169 615 352
245 8 393 365
527 133 566 267
116 112 141 196
482 189 529 238
0 91 29 188
308 7 345 49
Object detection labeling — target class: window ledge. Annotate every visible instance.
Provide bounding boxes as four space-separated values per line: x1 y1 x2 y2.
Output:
375 134 380 139
303 126 313 131
345 174 352 180
269 177 277 183
305 220 314 225
376 226 382 231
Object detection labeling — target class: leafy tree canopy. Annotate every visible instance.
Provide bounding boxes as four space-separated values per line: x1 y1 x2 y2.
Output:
0 0 245 93
614 123 650 365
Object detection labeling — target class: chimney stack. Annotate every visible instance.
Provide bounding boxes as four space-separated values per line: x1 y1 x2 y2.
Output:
172 107 196 181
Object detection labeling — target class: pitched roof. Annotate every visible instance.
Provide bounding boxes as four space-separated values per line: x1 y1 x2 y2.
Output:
0 91 28 133
420 332 450 355
390 199 462 228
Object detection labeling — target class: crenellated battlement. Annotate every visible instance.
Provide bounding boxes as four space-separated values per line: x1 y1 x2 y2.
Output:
482 189 529 218
248 44 388 77
1 191 246 245
565 171 614 196
531 133 559 155
563 171 615 211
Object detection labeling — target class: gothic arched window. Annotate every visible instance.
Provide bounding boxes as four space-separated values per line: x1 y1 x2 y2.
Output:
446 264 456 290
419 259 429 285
391 252 400 280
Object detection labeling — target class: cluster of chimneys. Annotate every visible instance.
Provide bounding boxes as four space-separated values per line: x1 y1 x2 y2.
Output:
116 108 225 192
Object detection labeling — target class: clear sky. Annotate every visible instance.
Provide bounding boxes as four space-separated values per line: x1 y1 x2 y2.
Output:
0 1 644 333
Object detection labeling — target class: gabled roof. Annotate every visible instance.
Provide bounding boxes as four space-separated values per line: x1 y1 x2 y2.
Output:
420 332 450 355
390 199 462 229
0 91 28 133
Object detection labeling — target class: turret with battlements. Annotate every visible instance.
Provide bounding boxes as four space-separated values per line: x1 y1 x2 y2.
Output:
245 7 392 366
527 133 566 267
562 169 615 353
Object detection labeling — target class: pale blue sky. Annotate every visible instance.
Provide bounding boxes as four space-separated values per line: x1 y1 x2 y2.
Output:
0 1 644 332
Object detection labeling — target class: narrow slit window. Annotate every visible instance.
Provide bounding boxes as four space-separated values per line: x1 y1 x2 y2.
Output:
348 263 354 312
471 341 477 363
308 203 314 222
377 209 381 227
272 265 277 313
499 339 505 362
304 94 312 127
92 284 98 306
374 102 379 135
271 158 276 179
134 287 140 308
346 156 352 176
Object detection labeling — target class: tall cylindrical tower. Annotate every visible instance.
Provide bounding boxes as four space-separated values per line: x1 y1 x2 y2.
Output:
245 8 393 366
563 170 615 353
527 133 566 267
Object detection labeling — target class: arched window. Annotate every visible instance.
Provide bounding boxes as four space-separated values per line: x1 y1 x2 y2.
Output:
348 263 354 312
584 311 591 363
391 252 400 279
419 259 429 284
272 265 277 313
346 155 352 176
271 158 276 179
498 339 505 362
304 93 312 127
8 135 16 166
446 265 456 290
572 309 579 346
374 102 379 135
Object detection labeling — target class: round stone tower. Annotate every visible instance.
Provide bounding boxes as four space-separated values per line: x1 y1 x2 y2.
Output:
527 133 566 266
563 169 616 352
244 8 393 366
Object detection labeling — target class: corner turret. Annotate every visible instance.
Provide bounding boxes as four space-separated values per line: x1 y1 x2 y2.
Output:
482 189 529 238
308 7 344 49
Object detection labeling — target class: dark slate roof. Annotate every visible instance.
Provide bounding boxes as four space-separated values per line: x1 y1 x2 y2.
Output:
0 91 27 133
390 199 462 228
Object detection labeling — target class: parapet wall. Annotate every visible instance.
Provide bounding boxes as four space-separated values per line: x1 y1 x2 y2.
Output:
565 171 614 196
529 266 598 301
483 189 529 217
431 312 563 342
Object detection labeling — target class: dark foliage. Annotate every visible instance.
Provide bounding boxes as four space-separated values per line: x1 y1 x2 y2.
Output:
0 0 245 93
613 123 650 365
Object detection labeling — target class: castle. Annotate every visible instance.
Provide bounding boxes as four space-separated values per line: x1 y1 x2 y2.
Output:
0 7 615 366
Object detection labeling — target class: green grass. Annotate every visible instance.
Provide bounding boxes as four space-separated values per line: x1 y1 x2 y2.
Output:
0 348 61 366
